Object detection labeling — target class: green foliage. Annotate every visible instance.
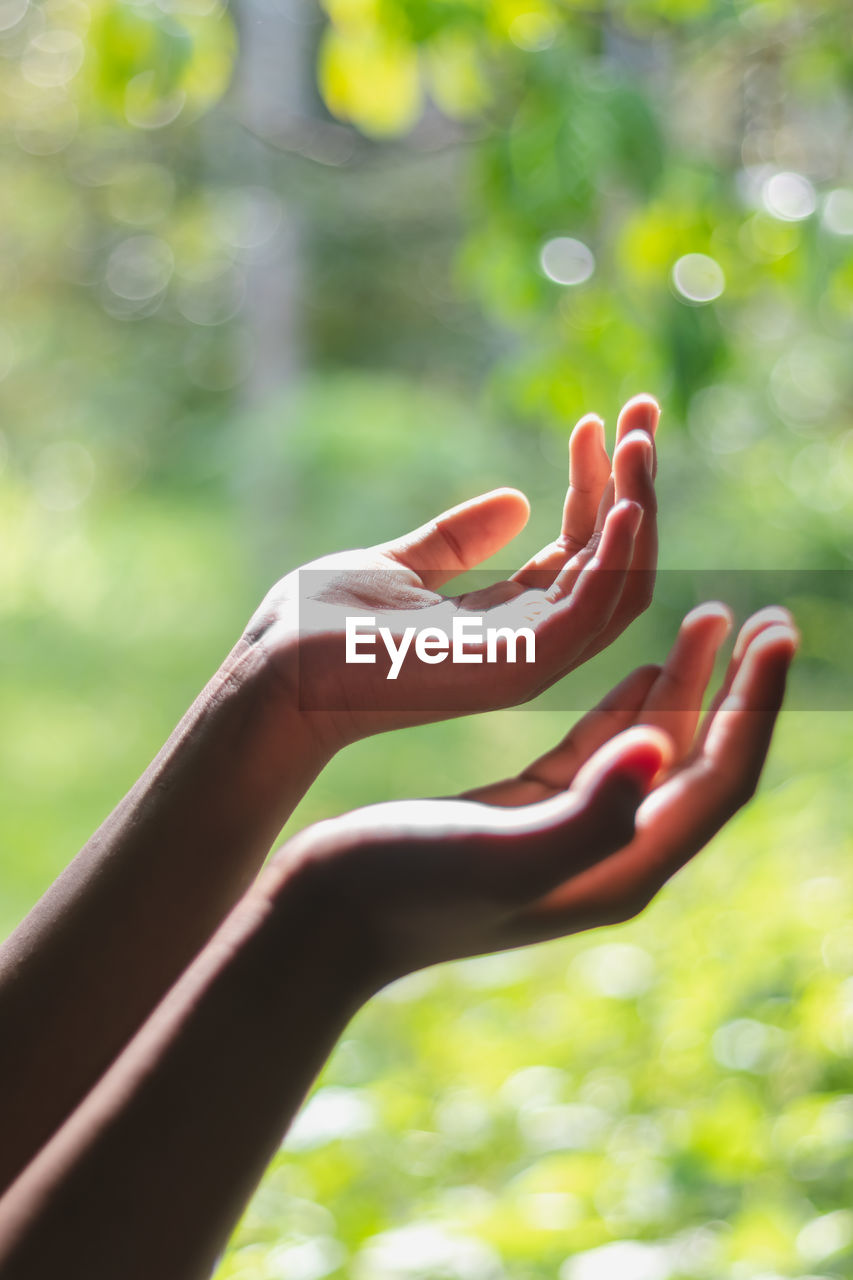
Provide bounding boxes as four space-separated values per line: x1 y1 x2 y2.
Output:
88 0 235 123
221 712 853 1280
1 0 853 1277
315 0 853 435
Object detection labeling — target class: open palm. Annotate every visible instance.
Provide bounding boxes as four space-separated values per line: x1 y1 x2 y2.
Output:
246 395 659 744
277 605 797 986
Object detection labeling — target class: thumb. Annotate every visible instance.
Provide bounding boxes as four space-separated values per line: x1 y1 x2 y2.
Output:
510 727 673 903
383 488 530 589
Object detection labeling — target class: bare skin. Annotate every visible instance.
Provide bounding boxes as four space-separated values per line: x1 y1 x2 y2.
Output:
0 395 658 1194
0 392 798 1280
249 394 659 736
0 608 797 1280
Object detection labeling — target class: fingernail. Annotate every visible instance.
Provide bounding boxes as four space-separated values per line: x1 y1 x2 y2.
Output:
758 623 801 654
733 606 798 661
634 393 660 421
614 430 655 475
621 393 660 434
572 414 605 454
684 601 734 636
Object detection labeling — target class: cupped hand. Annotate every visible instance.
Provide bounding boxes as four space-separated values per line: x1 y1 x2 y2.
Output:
273 605 797 990
245 395 659 748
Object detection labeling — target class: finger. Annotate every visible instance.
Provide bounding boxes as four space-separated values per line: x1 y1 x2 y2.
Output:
569 429 657 662
612 431 656 568
613 429 655 509
512 430 612 588
615 393 660 473
463 664 661 808
561 414 612 553
517 623 797 935
506 398 655 596
546 497 640 606
611 624 798 895
484 603 729 805
509 544 568 591
594 476 616 531
732 606 796 664
530 500 641 688
583 396 660 653
518 665 661 793
637 602 732 758
523 470 618 604
694 606 796 752
498 726 673 904
384 488 530 589
702 622 799 786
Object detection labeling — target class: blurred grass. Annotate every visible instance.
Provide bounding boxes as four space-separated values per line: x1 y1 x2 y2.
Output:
3 0 853 1272
3 414 853 1276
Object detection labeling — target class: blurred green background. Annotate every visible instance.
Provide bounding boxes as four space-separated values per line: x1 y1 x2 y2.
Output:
2 0 853 1275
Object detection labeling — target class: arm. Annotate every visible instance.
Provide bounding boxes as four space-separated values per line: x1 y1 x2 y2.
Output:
0 638 331 1195
0 608 797 1280
0 393 658 1190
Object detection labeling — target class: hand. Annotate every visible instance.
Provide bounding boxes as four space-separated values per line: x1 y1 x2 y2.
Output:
244 395 659 748
273 605 797 989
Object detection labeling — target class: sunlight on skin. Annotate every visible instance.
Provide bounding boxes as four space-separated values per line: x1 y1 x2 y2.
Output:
0 392 660 1212
280 606 798 978
248 395 661 742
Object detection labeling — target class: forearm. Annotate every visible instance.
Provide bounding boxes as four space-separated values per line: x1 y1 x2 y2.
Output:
0 854 367 1280
0 638 331 1192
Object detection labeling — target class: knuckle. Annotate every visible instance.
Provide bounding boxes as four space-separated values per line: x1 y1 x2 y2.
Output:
631 572 656 615
556 531 586 556
610 887 653 923
435 518 466 569
735 778 758 809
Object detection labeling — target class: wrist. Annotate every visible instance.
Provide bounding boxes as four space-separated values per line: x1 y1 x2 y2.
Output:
240 626 362 759
132 637 334 856
252 838 380 1013
258 823 392 1007
211 639 339 830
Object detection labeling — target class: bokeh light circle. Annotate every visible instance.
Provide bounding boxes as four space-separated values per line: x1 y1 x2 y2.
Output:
762 171 816 222
823 189 853 237
539 237 595 286
106 235 174 302
671 253 725 304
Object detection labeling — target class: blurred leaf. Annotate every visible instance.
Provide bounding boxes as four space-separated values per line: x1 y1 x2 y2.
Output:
319 27 422 135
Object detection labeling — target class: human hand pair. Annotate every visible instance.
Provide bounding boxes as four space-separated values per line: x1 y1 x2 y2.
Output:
272 606 797 993
242 395 658 748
